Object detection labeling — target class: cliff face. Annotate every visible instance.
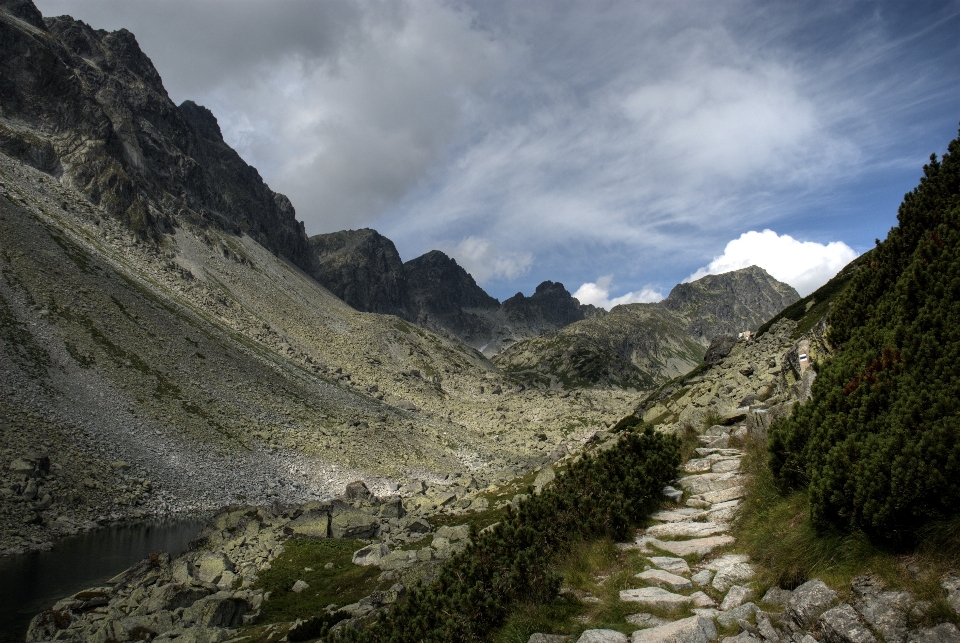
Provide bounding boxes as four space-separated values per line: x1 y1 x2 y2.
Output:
0 5 314 270
494 267 800 389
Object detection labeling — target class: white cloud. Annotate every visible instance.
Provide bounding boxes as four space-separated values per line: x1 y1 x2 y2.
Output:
686 230 858 296
573 276 663 310
441 236 532 285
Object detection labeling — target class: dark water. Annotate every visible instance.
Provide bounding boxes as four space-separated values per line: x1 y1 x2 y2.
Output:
0 516 208 642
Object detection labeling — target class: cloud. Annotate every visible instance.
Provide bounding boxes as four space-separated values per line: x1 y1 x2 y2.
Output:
686 230 858 296
441 237 533 285
573 276 663 310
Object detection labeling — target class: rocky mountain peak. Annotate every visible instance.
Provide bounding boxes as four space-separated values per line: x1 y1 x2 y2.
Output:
2 0 43 29
179 100 225 142
404 250 500 313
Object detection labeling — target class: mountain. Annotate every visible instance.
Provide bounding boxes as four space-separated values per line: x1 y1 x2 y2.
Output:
494 266 800 389
0 1 638 555
308 229 603 355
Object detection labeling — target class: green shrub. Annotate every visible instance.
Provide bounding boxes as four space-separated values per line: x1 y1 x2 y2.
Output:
769 131 960 544
324 427 680 643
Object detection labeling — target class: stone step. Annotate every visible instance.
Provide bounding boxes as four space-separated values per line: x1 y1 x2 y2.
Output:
650 534 735 557
647 555 691 576
645 521 728 539
649 508 707 523
635 569 692 591
619 586 692 610
690 485 745 505
629 615 717 643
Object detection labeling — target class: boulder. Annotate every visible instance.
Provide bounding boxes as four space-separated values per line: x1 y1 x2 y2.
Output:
182 591 248 628
331 509 379 539
716 602 757 628
619 587 692 610
906 624 960 643
711 562 755 593
647 556 691 576
646 521 728 539
819 604 877 643
379 497 405 519
760 586 792 606
533 466 556 493
353 543 390 566
194 553 234 585
654 535 735 557
286 511 330 538
291 580 309 593
720 585 754 610
345 480 373 500
378 551 416 571
852 575 912 643
625 613 671 628
786 579 838 629
631 615 718 643
139 583 210 614
436 524 470 541
636 569 692 592
577 630 629 643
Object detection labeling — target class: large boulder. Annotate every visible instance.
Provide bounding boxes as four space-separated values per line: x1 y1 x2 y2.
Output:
786 579 839 629
182 591 249 628
194 553 234 585
819 604 877 643
631 615 717 643
286 511 330 538
330 509 379 539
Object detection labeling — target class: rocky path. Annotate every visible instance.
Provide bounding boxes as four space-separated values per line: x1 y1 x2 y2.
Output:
561 427 960 643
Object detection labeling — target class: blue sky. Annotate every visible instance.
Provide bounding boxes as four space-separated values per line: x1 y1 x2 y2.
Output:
37 0 960 303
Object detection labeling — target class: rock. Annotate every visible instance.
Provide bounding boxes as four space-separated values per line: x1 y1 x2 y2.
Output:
942 573 960 616
907 624 960 643
636 569 692 591
760 587 792 606
435 524 470 541
353 543 390 566
401 481 426 495
345 480 373 500
717 602 758 628
577 629 629 643
721 633 762 643
711 459 741 473
194 553 234 585
648 556 691 576
712 562 755 593
378 550 416 571
286 511 330 538
646 522 728 539
696 486 746 504
705 335 738 365
529 635 571 643
739 364 755 376
819 604 877 643
757 615 780 642
470 497 489 511
330 509 379 539
653 535 735 557
851 575 912 643
662 486 684 502
625 613 672 628
619 587 693 610
631 615 718 643
707 434 730 449
786 579 838 629
721 586 754 610
406 518 431 534
533 466 555 493
379 497 405 519
140 583 210 614
690 591 716 607
691 570 714 586
182 590 248 628
291 580 309 593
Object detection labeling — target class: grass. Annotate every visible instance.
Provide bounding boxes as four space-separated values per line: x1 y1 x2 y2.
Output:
732 436 960 626
252 539 389 624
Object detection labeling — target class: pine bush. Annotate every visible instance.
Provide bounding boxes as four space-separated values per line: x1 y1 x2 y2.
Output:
769 130 960 543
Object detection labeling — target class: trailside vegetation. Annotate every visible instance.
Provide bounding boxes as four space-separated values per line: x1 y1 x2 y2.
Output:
308 427 680 643
769 131 960 544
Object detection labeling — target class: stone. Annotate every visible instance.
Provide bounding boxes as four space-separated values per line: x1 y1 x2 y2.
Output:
619 587 692 610
712 459 741 473
760 587 792 606
647 556 691 576
712 562 755 593
677 473 744 495
636 569 692 591
529 635 571 643
907 624 960 643
686 498 712 509
721 633 762 643
757 615 780 643
653 535 735 557
646 522 728 539
690 591 716 607
406 518 431 533
470 497 489 511
717 602 758 628
786 579 838 629
286 511 330 538
721 586 754 610
291 580 309 593
140 583 210 614
691 570 714 586
533 466 556 493
331 509 379 539
182 590 248 628
353 543 389 566
697 486 746 504
194 553 234 585
631 615 718 643
625 613 671 628
662 486 684 502
378 550 416 571
684 459 714 473
651 508 707 523
819 604 877 643
379 497 406 519
345 480 373 500
435 524 470 541
707 435 730 449
577 629 629 643
851 575 912 643
942 573 960 616
401 480 426 495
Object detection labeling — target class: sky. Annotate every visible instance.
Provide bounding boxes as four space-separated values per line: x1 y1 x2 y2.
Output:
36 0 960 304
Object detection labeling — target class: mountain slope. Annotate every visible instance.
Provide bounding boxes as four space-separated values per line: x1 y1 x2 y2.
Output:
308 230 603 355
495 266 800 389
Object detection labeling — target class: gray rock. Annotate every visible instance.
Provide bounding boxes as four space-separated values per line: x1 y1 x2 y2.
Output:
379 497 405 519
435 524 470 541
182 590 248 628
533 466 556 493
851 575 912 643
406 518 431 534
712 562 755 593
291 580 309 593
330 509 379 539
529 635 571 643
907 624 960 643
942 573 960 616
194 553 234 585
760 587 792 606
577 629 629 643
345 480 373 500
756 615 780 643
286 510 330 538
662 486 684 502
620 587 692 610
631 615 718 643
353 543 389 566
625 613 671 628
139 583 210 614
692 569 714 587
378 550 416 571
820 604 877 643
636 569 692 591
721 633 762 643
648 556 691 576
786 579 838 629
721 585 754 610
717 602 758 628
